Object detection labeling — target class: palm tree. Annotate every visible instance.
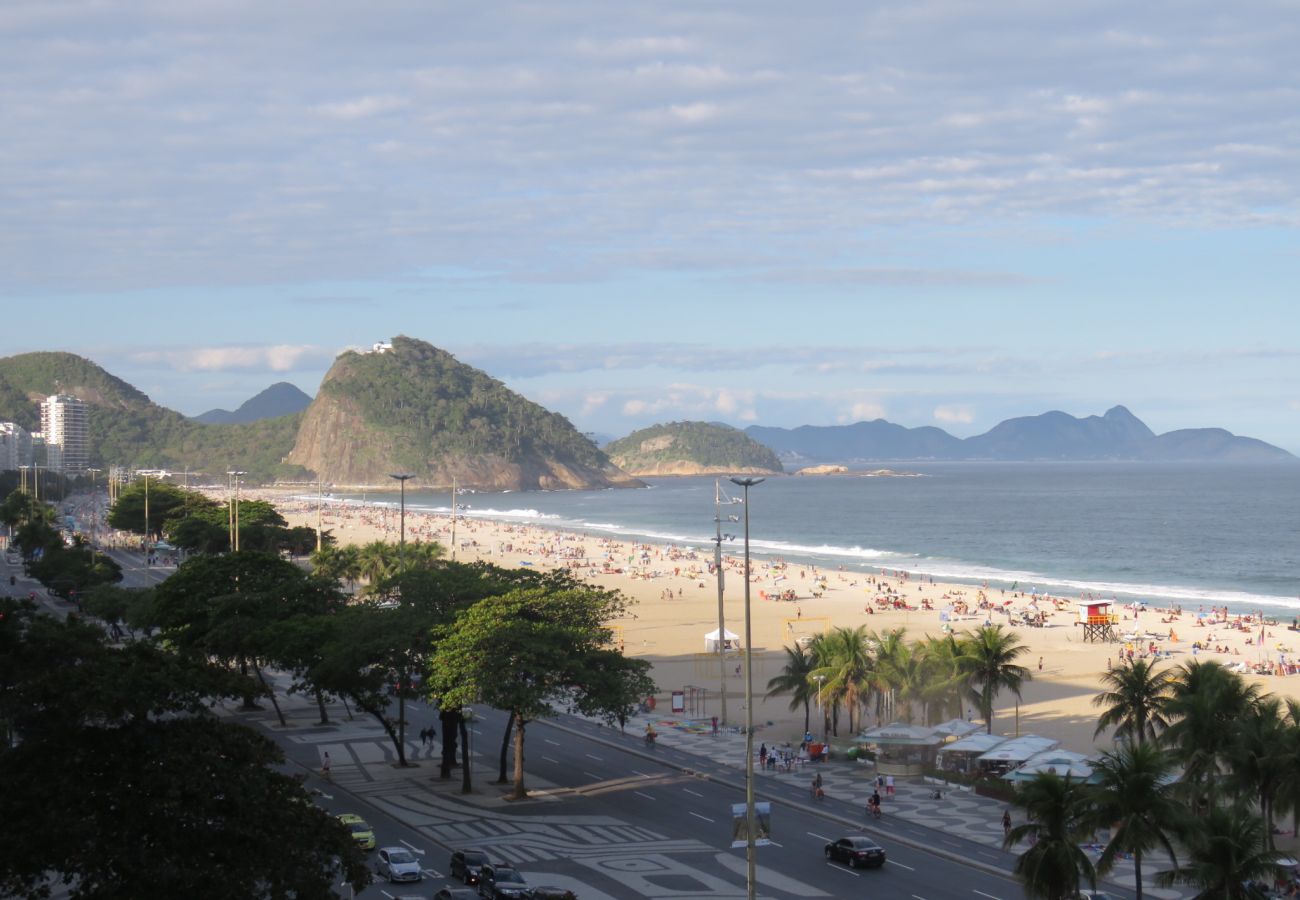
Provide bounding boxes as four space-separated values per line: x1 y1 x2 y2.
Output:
916 632 970 725
1090 741 1185 900
962 624 1031 734
1156 804 1285 899
355 540 397 586
1005 772 1098 900
1161 661 1261 809
1092 658 1174 746
1274 699 1300 840
1223 697 1290 848
809 626 875 735
765 643 816 734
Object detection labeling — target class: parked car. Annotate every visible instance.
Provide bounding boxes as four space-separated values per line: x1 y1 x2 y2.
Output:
336 813 375 851
477 862 528 899
434 889 481 900
375 846 423 883
449 847 491 884
824 834 887 869
531 888 578 900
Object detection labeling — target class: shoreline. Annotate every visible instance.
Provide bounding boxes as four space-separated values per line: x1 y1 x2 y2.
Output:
240 488 1300 758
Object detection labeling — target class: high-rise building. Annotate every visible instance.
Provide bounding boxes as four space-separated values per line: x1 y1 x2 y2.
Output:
0 422 34 470
40 394 89 473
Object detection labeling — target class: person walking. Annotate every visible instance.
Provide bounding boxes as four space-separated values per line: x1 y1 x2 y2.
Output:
885 774 894 797
1002 809 1011 836
321 752 332 779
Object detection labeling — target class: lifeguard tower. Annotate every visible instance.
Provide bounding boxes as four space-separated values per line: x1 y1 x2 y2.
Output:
1077 600 1118 643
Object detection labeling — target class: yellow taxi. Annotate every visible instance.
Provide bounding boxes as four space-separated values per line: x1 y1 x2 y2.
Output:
337 813 376 851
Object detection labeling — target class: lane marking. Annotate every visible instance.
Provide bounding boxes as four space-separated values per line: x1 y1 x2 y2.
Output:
689 812 714 823
633 791 656 801
808 832 833 842
887 859 915 871
973 892 1003 900
633 770 651 778
585 753 603 761
545 739 560 746
913 895 930 899
683 788 705 797
543 756 559 764
399 839 425 855
826 863 860 877
584 771 601 780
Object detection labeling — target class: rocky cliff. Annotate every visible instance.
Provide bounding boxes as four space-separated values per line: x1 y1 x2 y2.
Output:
286 336 642 490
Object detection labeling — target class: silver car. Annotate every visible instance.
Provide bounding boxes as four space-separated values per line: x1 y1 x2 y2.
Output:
375 846 423 883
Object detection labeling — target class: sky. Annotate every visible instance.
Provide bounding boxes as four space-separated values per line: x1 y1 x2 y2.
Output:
3 1 1299 452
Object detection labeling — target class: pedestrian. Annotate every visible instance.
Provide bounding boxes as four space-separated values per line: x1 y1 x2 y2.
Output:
885 774 894 797
711 715 718 735
321 752 332 778
759 743 768 767
1038 656 1043 671
1002 810 1011 836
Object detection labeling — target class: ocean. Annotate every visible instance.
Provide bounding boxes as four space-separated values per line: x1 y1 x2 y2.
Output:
336 462 1300 618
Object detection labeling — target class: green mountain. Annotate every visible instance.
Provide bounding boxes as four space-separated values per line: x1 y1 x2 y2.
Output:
285 336 642 490
0 352 305 481
605 421 784 476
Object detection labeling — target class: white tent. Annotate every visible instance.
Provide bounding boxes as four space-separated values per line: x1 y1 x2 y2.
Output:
931 718 983 741
976 734 1059 766
704 628 741 653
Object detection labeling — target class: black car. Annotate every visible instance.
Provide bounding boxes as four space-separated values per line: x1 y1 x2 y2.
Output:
531 888 577 900
450 848 491 885
824 834 886 868
477 862 528 899
434 889 481 900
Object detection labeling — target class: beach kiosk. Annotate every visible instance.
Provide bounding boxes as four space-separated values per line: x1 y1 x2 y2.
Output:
855 722 944 776
975 734 1059 776
935 733 1010 774
1003 749 1097 784
1077 600 1118 643
703 628 741 653
931 718 983 742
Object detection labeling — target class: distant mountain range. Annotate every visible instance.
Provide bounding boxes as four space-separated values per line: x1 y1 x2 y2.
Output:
744 406 1295 464
193 382 312 424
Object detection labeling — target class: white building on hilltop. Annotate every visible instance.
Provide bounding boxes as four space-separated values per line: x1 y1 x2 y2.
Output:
0 422 34 471
40 394 89 473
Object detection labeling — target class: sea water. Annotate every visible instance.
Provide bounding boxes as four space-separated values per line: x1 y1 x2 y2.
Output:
339 462 1300 618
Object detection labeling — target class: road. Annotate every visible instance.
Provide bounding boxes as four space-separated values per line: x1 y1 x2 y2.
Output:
252 692 1045 900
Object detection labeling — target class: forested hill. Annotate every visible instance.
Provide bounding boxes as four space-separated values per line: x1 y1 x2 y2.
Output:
285 335 642 490
605 421 784 476
0 351 305 480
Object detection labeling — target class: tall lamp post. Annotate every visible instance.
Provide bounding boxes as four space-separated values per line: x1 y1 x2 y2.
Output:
227 471 246 551
815 674 826 741
729 475 763 900
388 473 413 573
142 472 151 556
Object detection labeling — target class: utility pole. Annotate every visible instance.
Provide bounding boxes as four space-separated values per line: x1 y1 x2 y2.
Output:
450 475 458 560
713 479 738 728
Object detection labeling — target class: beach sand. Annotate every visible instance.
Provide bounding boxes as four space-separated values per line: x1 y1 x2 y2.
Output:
255 490 1300 757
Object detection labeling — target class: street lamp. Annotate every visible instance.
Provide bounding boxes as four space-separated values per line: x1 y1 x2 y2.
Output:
226 471 246 552
729 475 763 900
142 471 151 556
388 473 413 573
815 674 827 742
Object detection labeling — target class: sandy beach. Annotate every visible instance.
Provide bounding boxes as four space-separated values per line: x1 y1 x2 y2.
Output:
253 489 1300 758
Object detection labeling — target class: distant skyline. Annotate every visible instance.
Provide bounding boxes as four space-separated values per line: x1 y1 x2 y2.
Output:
3 2 1298 452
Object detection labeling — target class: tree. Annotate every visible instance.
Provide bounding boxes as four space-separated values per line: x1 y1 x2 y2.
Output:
0 599 369 899
1092 658 1174 746
1223 698 1291 849
1090 741 1185 900
1156 804 1285 899
809 625 875 734
107 480 198 539
1005 772 1098 900
428 582 635 800
765 643 816 734
915 632 970 725
962 624 1031 734
1161 661 1261 809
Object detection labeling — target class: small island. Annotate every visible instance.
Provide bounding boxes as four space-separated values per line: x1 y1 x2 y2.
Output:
795 465 924 477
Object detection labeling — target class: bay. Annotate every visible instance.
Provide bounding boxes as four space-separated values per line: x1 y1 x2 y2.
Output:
338 462 1300 618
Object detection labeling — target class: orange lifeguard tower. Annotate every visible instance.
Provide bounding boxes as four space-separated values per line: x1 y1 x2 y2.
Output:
1077 600 1118 643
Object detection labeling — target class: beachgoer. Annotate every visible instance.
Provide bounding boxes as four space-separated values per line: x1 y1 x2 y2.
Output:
1002 810 1011 836
321 752 332 778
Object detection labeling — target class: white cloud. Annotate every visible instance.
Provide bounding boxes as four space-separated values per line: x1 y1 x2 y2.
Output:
130 344 331 373
933 404 975 424
315 95 408 120
839 401 886 423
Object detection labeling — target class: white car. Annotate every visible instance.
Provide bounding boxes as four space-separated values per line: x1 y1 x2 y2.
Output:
375 846 423 883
